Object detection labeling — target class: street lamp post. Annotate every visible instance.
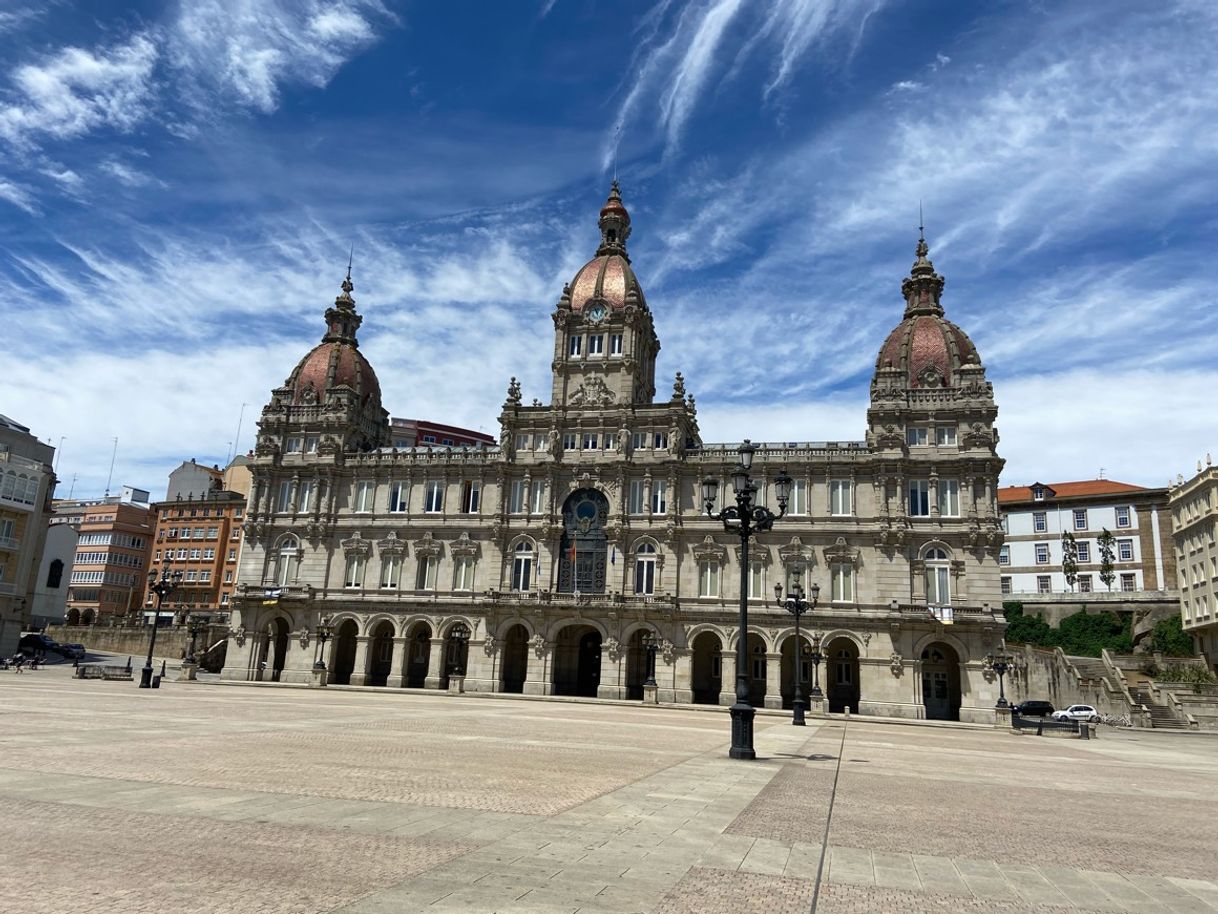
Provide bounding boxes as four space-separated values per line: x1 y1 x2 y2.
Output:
185 614 207 665
808 632 824 702
313 617 333 670
449 624 471 677
641 632 658 688
989 652 1011 708
702 440 792 760
142 563 183 688
773 571 820 726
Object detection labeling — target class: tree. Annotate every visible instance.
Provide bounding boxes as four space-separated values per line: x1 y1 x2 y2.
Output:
1061 531 1079 592
1097 528 1116 592
1146 616 1195 657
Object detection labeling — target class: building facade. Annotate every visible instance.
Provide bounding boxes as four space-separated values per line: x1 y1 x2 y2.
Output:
0 414 56 654
1170 458 1218 673
223 185 1009 722
51 491 154 623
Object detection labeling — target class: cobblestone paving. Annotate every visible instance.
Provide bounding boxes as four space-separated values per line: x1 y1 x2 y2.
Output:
4 667 1218 913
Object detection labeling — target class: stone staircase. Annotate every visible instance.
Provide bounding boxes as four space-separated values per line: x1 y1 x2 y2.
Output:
1068 657 1109 682
1129 686 1190 729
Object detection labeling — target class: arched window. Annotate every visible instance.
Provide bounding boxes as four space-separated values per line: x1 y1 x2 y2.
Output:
634 542 657 595
511 540 534 592
47 559 64 589
273 535 299 586
925 547 950 605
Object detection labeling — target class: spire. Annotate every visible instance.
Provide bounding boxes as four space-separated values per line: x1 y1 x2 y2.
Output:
596 180 632 258
900 216 945 318
323 261 362 346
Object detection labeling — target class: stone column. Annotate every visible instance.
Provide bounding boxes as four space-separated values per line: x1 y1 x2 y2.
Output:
424 638 446 690
764 652 783 710
388 636 408 688
348 636 371 686
597 646 623 700
719 652 736 706
464 640 495 693
669 649 691 704
523 643 552 695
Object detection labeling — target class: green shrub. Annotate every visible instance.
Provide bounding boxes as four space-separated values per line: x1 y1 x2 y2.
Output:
1144 616 1195 657
1002 603 1133 657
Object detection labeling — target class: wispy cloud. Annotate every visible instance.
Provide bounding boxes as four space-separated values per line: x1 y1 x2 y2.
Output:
0 177 39 213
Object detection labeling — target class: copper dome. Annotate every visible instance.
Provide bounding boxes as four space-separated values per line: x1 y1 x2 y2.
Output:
287 341 382 407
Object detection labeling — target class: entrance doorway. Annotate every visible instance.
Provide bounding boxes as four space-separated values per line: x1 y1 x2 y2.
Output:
500 624 529 693
921 642 961 721
690 632 723 704
367 621 394 686
331 620 357 685
406 625 432 688
624 629 651 700
553 625 601 697
825 638 860 713
261 617 289 682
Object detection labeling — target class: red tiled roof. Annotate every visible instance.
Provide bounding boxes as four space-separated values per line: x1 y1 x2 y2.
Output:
997 480 1148 504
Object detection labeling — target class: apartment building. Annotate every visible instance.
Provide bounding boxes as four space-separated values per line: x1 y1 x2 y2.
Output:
1170 459 1218 671
0 415 56 654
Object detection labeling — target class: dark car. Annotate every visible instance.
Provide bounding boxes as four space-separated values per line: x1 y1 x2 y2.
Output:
1013 700 1055 717
59 643 87 660
18 633 61 656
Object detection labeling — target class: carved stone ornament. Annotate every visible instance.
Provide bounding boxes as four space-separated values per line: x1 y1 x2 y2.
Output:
604 636 623 663
661 638 677 665
530 634 549 658
483 634 498 656
692 535 727 562
735 544 771 565
377 530 407 556
823 536 859 567
875 424 906 449
963 423 992 449
413 531 442 558
298 628 310 649
569 376 616 408
318 435 342 456
341 532 371 557
778 537 812 569
890 651 904 677
450 532 480 557
230 626 247 647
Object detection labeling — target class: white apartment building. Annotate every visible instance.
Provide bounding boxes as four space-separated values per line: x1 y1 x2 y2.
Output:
1169 459 1218 672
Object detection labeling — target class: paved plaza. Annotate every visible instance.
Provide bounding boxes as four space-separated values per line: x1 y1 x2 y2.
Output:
3 664 1218 913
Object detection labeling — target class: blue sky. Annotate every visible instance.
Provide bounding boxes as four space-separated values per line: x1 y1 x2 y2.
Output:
2 0 1216 499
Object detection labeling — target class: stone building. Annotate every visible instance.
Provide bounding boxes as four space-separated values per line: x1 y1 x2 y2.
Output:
1170 456 1218 673
0 414 56 654
223 185 1009 722
52 490 153 623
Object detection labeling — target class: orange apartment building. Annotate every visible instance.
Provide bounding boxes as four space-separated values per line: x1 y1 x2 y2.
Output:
52 489 155 623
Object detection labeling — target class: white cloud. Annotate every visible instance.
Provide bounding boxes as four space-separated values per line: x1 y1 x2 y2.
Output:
0 178 39 213
889 80 923 92
99 157 166 188
0 34 158 148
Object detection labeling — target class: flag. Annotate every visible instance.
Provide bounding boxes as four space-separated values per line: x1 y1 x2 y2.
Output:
567 543 577 563
610 546 616 565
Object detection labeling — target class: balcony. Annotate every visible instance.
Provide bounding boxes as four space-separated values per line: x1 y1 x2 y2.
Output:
0 535 19 551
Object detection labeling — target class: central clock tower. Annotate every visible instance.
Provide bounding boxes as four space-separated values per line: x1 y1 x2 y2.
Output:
550 182 659 409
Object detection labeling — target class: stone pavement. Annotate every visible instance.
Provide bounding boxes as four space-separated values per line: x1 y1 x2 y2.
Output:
2 664 1218 913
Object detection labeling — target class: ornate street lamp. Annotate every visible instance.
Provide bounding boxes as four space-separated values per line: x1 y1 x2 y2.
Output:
702 440 792 760
142 562 183 688
809 632 825 702
773 570 820 726
185 614 208 664
449 623 471 676
641 631 659 688
988 652 1011 708
313 616 333 671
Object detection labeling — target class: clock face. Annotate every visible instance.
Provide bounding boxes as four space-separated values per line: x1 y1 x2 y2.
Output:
587 303 607 324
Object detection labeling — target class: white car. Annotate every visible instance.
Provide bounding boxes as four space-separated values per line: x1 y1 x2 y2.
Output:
1052 704 1099 723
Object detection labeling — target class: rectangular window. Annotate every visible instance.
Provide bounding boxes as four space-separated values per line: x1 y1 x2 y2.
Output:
651 480 667 514
603 432 617 451
635 555 656 596
908 480 930 516
999 545 1010 565
935 426 957 446
610 333 623 355
193 528 206 539
453 556 475 591
628 480 645 515
1035 543 1050 564
304 436 318 454
189 548 201 559
224 570 233 583
831 563 854 602
461 481 480 513
185 570 197 582
509 480 526 514
416 556 438 591
748 561 765 600
220 593 230 605
297 481 313 513
937 480 960 517
380 556 400 588
511 551 532 592
176 548 188 560
1073 509 1087 530
388 482 408 513
632 432 648 450
355 481 374 513
698 560 720 598
927 566 950 604
787 479 807 515
276 482 292 513
1118 539 1133 561
515 433 530 452
569 335 582 356
1037 575 1052 594
227 549 236 561
530 481 546 515
906 427 928 446
1120 572 1136 592
653 432 669 450
588 334 604 355
1076 541 1090 562
562 432 577 451
1078 574 1092 592
424 482 444 513
1033 511 1047 533
1115 506 1131 528
583 432 598 450
285 436 302 453
344 555 365 588
1000 576 1012 595
199 571 211 583
829 479 852 516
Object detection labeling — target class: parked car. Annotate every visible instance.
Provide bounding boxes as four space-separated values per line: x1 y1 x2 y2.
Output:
1013 700 1055 717
1052 704 1099 723
18 633 62 656
59 643 87 660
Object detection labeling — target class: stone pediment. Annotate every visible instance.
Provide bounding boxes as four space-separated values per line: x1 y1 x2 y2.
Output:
691 535 726 561
778 537 813 568
340 532 371 556
450 532 480 558
413 531 442 558
376 530 407 556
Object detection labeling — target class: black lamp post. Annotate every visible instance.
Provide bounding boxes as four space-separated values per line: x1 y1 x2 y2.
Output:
808 632 824 701
773 571 820 726
641 631 658 688
702 440 792 760
142 563 183 688
313 617 333 670
449 624 471 676
185 614 208 664
989 652 1011 708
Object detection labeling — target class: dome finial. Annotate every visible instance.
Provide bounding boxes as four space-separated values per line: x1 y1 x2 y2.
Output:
901 209 944 317
597 180 631 257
